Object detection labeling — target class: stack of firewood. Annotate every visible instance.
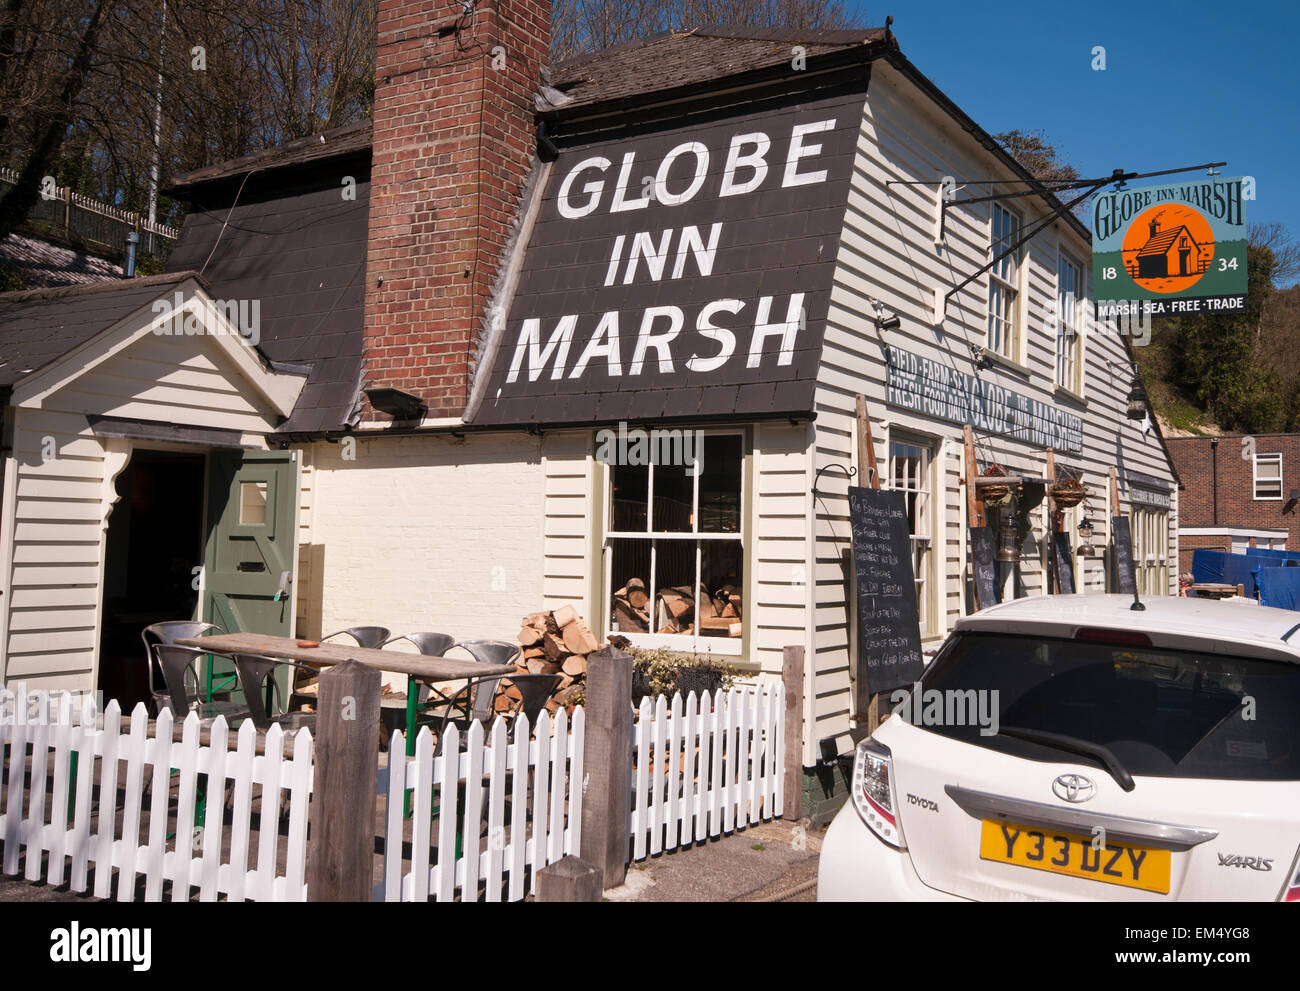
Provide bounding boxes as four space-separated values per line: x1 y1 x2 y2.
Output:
611 580 743 637
506 605 606 712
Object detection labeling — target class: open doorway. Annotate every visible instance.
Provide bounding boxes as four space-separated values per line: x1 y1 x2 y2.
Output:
98 449 206 711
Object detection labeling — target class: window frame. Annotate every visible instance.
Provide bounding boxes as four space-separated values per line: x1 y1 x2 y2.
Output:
986 203 1024 360
1130 505 1170 596
888 433 938 638
1253 452 1284 501
600 427 747 656
1055 251 1085 394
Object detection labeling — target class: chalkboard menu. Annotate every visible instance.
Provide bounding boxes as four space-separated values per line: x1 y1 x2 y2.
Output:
969 526 1000 610
1112 516 1136 594
1053 531 1075 594
849 487 925 696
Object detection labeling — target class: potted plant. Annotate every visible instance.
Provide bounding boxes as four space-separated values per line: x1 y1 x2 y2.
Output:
1050 472 1089 508
977 463 1011 503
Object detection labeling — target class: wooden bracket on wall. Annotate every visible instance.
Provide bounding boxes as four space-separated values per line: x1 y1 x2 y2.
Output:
856 394 881 490
963 425 985 528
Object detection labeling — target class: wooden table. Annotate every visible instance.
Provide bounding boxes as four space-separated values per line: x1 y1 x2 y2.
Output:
175 632 516 682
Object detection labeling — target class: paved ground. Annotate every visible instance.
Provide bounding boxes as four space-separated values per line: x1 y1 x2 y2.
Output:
604 817 824 902
0 874 94 902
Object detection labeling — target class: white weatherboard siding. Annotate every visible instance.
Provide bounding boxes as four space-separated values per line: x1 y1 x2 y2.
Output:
297 431 548 685
0 288 302 690
541 430 594 618
809 61 1179 750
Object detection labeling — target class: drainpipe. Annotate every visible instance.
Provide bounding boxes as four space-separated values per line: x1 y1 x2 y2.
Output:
124 231 139 278
1210 437 1219 526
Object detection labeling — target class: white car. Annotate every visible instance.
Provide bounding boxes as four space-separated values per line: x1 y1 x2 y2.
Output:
818 594 1300 901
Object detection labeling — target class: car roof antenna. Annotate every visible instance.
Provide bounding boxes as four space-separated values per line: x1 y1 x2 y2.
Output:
1130 572 1145 611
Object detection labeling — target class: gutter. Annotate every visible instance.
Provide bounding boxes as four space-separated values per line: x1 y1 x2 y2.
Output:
270 408 818 447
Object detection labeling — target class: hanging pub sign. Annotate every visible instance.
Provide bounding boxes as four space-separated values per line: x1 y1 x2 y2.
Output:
1092 176 1248 318
471 86 867 426
887 345 1083 452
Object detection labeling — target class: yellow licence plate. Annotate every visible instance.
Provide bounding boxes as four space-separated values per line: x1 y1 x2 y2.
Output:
979 819 1171 894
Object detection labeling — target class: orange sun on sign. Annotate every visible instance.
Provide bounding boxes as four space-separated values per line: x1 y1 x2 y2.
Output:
1120 203 1216 295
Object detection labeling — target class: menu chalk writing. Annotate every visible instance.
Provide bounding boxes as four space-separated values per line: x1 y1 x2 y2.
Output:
1053 531 1075 595
1112 516 1136 595
849 487 925 696
969 526 1000 611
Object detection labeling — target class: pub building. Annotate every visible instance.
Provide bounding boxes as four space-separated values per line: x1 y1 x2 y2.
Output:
0 4 1180 821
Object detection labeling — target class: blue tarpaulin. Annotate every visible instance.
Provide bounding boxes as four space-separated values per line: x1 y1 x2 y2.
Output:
1246 547 1300 561
1258 567 1300 610
1191 549 1267 595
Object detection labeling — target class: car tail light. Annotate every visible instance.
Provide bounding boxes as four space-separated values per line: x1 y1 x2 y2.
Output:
1074 627 1153 647
851 738 906 849
1280 848 1300 902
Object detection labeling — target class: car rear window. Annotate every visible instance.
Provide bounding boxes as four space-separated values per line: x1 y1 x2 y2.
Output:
909 631 1300 781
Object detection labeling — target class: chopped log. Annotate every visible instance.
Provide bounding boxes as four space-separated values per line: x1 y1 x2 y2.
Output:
562 621 602 655
553 604 579 629
661 592 692 623
518 626 544 647
729 622 743 637
721 602 740 619
558 673 575 690
562 654 588 677
494 694 511 714
515 663 530 674
526 658 548 674
523 612 548 629
657 624 677 635
540 660 564 675
542 634 569 663
614 599 649 632
626 577 649 609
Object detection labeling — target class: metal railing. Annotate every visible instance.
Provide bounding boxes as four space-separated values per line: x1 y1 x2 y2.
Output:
0 167 181 262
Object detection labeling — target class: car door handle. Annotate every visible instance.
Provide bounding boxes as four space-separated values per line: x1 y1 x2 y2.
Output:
236 561 267 573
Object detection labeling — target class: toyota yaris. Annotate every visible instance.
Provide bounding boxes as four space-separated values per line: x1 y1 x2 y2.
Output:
818 594 1300 901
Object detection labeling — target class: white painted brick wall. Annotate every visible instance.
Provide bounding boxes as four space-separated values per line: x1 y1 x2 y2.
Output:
299 432 547 682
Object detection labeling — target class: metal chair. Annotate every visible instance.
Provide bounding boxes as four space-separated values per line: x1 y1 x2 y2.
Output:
321 626 391 649
141 621 226 714
230 654 317 731
150 643 249 724
434 672 562 750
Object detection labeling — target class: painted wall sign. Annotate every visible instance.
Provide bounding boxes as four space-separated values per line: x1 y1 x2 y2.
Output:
1092 177 1248 317
886 346 1083 453
471 85 867 426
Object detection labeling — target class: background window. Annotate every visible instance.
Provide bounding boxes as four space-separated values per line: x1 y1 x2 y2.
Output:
605 432 744 655
1131 506 1169 596
987 204 1023 359
1254 453 1283 499
1056 253 1083 392
890 437 935 636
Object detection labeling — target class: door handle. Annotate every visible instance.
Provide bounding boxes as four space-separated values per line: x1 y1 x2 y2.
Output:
274 570 292 601
236 561 266 573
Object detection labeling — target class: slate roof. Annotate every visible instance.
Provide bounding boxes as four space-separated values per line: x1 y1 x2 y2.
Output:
0 271 193 390
550 26 886 110
164 174 370 434
0 230 122 287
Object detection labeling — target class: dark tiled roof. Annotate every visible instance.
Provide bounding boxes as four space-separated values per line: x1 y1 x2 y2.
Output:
164 175 370 434
1138 226 1195 256
0 230 122 287
166 119 372 195
550 26 886 109
0 271 193 389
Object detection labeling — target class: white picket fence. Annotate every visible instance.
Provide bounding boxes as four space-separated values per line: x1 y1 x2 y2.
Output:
630 684 784 861
378 706 584 901
0 687 313 901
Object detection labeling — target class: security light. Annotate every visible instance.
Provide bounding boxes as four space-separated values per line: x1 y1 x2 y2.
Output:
878 314 902 333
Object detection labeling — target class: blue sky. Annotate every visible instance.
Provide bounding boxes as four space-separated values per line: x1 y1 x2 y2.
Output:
870 0 1298 282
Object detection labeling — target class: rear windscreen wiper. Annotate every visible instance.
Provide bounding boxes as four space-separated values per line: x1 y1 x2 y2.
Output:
996 726 1136 792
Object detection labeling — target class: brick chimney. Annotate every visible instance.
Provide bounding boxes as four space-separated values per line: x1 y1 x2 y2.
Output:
364 0 549 419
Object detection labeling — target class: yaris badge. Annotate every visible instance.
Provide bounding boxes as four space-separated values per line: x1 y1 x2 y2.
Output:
1052 774 1096 803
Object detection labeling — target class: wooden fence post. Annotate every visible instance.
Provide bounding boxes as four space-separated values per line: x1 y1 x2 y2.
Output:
580 645 632 888
307 659 380 901
782 645 804 820
536 855 603 902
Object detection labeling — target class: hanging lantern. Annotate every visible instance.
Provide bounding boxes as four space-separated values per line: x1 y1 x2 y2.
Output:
1077 516 1095 557
1126 375 1148 420
996 506 1020 563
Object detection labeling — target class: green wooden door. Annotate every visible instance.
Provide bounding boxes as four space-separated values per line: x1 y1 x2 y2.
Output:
203 449 299 708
